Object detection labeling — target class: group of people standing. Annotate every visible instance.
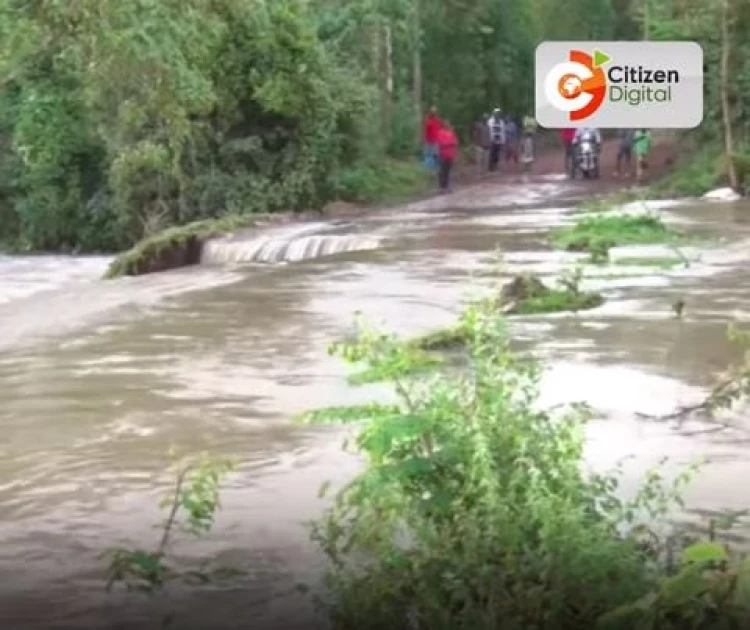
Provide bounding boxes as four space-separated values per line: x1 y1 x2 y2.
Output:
559 127 652 183
473 109 537 174
423 105 655 192
422 106 538 194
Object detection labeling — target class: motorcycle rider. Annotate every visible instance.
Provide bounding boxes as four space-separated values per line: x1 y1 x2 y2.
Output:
573 126 602 147
571 127 602 177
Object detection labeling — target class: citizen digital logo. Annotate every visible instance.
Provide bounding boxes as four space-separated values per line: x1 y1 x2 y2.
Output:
535 41 704 129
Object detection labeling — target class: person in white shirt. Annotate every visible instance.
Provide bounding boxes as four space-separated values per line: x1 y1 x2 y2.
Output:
487 108 506 172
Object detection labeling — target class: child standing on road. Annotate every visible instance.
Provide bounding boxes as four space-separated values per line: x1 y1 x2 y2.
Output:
633 129 651 185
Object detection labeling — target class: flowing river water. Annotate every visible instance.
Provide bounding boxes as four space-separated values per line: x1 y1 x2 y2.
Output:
2 177 750 629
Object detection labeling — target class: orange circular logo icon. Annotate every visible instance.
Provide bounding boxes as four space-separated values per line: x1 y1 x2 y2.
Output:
544 50 608 121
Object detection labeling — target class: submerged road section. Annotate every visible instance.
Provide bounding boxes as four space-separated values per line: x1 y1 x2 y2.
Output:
1 180 750 628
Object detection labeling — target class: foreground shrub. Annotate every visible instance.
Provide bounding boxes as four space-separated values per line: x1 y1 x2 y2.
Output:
299 301 699 629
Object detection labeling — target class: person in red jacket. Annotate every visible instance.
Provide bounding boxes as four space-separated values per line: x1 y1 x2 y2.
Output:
423 105 442 171
436 121 458 193
560 128 576 176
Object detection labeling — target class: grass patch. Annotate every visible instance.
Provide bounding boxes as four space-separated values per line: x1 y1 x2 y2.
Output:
552 213 681 261
501 271 603 315
510 285 604 314
408 270 603 350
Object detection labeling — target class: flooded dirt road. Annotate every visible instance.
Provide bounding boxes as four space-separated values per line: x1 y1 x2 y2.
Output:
2 177 750 629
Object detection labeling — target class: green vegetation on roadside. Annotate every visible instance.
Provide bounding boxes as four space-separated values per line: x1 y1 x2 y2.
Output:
296 301 750 629
331 159 431 205
105 158 431 277
651 144 726 199
3 0 748 257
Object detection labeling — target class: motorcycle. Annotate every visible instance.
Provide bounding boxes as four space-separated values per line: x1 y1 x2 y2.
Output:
570 138 600 180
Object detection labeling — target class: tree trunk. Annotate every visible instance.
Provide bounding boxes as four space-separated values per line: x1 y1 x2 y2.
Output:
376 22 393 136
412 0 423 143
384 22 394 131
720 0 738 189
642 0 650 39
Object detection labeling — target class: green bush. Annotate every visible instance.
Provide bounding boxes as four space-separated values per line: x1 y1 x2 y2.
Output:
0 0 380 253
299 301 697 629
331 158 430 204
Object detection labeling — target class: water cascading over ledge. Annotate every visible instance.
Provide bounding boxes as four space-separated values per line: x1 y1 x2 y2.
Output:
200 224 384 265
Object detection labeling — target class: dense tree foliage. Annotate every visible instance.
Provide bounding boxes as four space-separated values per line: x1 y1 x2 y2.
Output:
0 0 746 253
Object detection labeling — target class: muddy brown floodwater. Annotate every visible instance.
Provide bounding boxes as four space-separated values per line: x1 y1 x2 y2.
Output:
2 175 750 629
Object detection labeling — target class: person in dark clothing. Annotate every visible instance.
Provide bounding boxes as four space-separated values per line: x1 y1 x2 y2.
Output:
560 128 576 175
436 121 458 193
614 129 635 178
504 117 519 164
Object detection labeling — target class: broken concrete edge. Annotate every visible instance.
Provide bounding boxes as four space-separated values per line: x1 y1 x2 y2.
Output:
103 203 362 279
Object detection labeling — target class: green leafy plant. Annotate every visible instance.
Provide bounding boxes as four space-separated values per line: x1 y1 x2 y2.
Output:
299 299 698 630
103 453 237 596
599 539 750 629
